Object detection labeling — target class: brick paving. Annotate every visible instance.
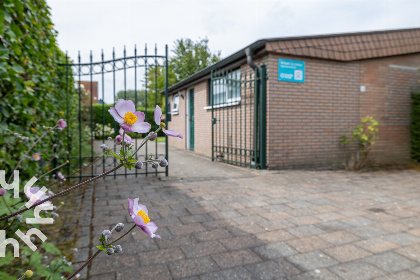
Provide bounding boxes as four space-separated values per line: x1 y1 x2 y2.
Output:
68 148 420 279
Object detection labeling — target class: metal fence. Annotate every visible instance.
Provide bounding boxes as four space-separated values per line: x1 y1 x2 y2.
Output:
58 45 169 180
211 64 267 169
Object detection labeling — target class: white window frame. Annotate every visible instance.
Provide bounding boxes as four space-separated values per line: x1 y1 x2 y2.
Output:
211 69 241 106
171 92 180 115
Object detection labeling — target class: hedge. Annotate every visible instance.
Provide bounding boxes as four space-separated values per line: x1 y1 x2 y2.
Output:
411 91 420 161
83 104 165 137
0 0 78 180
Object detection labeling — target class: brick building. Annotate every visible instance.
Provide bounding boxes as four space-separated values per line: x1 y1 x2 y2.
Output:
166 28 420 169
77 81 99 105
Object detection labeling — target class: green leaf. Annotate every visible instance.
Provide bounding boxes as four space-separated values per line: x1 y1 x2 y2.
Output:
42 242 61 255
0 252 14 267
96 245 107 252
0 271 16 280
12 64 24 73
29 252 43 265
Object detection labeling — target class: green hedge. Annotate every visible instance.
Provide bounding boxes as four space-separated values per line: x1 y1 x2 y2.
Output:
411 92 420 161
84 104 165 137
0 0 78 180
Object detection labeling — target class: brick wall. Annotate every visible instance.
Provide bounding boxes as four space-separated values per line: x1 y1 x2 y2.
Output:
267 53 420 169
168 89 187 150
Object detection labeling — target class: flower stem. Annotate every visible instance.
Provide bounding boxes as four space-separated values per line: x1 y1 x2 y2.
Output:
67 249 101 280
1 196 12 214
7 126 57 184
0 164 123 222
130 127 162 160
109 224 136 246
36 161 69 180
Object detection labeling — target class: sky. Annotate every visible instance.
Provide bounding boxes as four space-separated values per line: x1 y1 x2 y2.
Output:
47 0 420 104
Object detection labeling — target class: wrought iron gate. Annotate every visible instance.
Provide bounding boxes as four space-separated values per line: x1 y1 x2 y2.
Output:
211 64 267 169
58 45 169 180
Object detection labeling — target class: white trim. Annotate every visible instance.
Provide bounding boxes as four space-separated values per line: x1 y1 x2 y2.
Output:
171 93 180 115
389 64 418 71
204 101 240 110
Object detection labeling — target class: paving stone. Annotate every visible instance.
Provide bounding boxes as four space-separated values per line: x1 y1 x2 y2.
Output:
396 244 420 262
179 213 213 224
287 251 339 271
286 225 327 238
319 230 360 245
245 260 300 279
323 244 372 262
187 205 218 215
342 216 375 227
315 212 346 222
193 228 233 242
253 242 298 259
259 211 292 220
258 219 295 231
374 221 410 234
286 236 333 253
256 229 297 242
168 223 206 235
212 249 263 269
137 247 185 265
181 240 227 258
364 251 417 273
383 233 420 246
90 272 116 280
373 270 420 280
287 268 339 280
347 226 388 239
329 261 387 280
200 266 255 280
355 237 400 253
317 220 352 232
117 264 172 280
218 235 264 251
168 256 219 278
155 234 197 249
208 210 242 220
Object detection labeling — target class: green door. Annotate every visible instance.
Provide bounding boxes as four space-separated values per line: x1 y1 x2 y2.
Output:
189 89 194 151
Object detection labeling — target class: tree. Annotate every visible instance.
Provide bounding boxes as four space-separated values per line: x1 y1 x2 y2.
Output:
116 90 146 107
170 37 221 81
144 37 221 109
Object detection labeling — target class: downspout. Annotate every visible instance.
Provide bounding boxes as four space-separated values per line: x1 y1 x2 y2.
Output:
245 47 258 70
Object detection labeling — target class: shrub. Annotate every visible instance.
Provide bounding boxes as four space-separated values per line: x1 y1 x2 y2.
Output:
341 116 379 170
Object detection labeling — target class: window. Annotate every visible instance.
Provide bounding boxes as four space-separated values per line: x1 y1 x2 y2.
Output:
211 69 241 106
171 93 180 115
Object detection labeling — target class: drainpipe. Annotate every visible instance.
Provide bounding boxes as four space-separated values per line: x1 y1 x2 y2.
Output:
245 47 258 70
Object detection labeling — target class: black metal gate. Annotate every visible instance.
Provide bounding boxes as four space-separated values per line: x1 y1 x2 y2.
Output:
211 64 267 169
58 45 169 180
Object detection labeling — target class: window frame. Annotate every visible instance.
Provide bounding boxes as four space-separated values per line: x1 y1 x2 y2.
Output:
171 92 180 115
210 69 241 106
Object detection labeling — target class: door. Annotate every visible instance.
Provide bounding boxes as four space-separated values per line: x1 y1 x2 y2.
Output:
189 88 194 151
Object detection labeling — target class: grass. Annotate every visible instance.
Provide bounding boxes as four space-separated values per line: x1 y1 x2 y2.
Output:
156 136 166 143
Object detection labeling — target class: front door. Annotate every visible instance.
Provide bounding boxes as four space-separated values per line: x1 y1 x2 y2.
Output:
189 89 194 151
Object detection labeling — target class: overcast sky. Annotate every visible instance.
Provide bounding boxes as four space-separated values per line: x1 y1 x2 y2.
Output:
47 0 420 103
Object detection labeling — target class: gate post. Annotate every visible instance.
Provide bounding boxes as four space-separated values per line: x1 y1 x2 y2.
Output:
259 64 267 169
253 68 259 169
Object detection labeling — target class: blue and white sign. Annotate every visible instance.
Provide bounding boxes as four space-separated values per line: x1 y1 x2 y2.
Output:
278 59 305 83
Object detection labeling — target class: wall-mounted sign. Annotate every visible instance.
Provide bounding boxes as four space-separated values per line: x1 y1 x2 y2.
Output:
278 59 305 83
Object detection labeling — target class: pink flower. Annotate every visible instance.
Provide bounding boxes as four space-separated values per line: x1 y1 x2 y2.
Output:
26 187 52 206
33 153 41 161
115 129 134 145
154 105 183 139
57 172 65 180
109 99 151 133
128 198 160 238
58 119 67 129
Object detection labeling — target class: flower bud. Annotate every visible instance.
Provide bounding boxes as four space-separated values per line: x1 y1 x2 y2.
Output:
25 270 33 278
30 237 35 242
135 161 143 170
108 137 113 141
0 188 6 196
115 245 122 253
152 162 159 169
148 132 157 141
23 137 29 141
53 206 57 211
51 212 59 218
16 215 23 222
106 248 114 255
13 133 19 137
102 230 112 237
100 144 105 148
115 223 124 232
159 158 168 167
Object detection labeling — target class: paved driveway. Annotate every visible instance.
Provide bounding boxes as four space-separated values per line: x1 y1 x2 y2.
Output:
69 148 420 280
